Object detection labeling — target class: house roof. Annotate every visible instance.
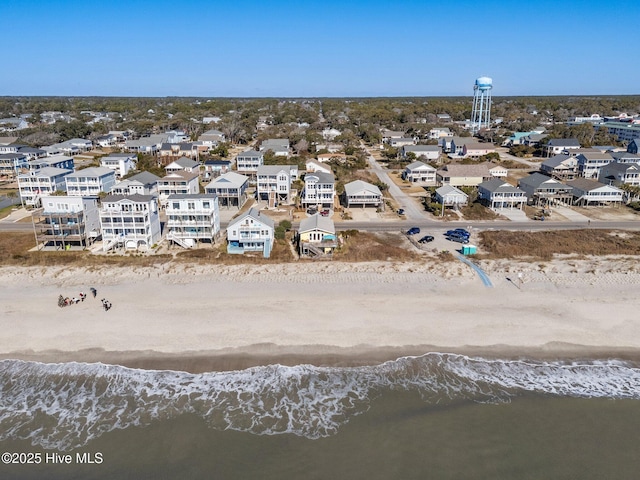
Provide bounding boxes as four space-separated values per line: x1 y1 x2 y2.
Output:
227 207 274 229
541 154 574 169
344 180 382 197
128 171 161 185
256 165 295 175
435 184 468 197
169 157 199 169
478 178 523 193
601 162 640 175
403 145 439 153
237 149 262 157
547 138 581 147
299 213 335 234
206 171 249 189
160 170 199 181
450 136 477 146
66 167 114 178
19 167 71 178
518 172 568 189
102 193 156 203
567 178 609 192
167 193 217 200
437 164 491 177
305 171 335 183
406 160 436 171
577 151 614 161
611 151 640 162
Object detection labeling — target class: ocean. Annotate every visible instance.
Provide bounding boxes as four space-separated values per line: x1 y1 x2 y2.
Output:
1 353 640 479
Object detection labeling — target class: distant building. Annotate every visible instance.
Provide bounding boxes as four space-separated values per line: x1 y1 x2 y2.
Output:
111 171 160 197
517 173 574 206
235 150 264 175
28 155 74 172
576 152 614 179
401 145 440 161
65 167 116 196
0 153 28 178
18 167 72 207
157 171 200 206
545 138 581 156
100 153 137 179
435 185 468 207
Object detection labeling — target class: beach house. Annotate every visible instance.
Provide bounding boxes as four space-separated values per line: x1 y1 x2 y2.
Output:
99 194 161 252
298 213 338 258
301 172 335 209
567 179 624 206
256 165 297 205
403 161 437 184
235 150 264 175
165 194 220 248
435 185 468 208
33 195 101 249
517 172 574 206
100 153 137 179
64 167 116 197
343 180 383 209
204 171 249 209
477 178 527 210
226 207 274 257
110 171 160 196
18 167 72 207
157 170 200 207
0 152 28 178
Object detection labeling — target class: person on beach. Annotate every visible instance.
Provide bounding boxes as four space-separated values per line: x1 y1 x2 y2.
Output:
90 288 97 298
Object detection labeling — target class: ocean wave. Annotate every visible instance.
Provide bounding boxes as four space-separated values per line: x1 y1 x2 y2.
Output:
1 354 639 450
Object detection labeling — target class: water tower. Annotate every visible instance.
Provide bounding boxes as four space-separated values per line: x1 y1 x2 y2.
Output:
471 76 493 134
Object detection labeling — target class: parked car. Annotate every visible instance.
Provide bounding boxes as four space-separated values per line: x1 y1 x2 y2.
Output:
320 209 330 217
453 228 470 237
307 207 318 215
397 208 405 216
446 229 470 238
418 235 434 244
446 232 470 244
407 227 420 235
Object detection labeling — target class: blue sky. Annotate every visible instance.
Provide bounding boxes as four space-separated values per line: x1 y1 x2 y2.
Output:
1 0 638 97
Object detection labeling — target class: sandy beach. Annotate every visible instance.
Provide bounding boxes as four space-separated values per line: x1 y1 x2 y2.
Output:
1 257 639 371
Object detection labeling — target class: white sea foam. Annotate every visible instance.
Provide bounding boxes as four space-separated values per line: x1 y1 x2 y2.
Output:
1 354 639 450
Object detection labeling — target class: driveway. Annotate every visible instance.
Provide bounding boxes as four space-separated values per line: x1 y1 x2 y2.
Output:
494 208 530 222
552 206 591 222
362 144 433 223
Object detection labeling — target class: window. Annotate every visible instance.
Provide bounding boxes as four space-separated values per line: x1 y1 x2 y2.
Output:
203 201 210 209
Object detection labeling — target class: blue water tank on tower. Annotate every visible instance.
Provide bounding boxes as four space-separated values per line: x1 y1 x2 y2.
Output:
475 77 493 91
